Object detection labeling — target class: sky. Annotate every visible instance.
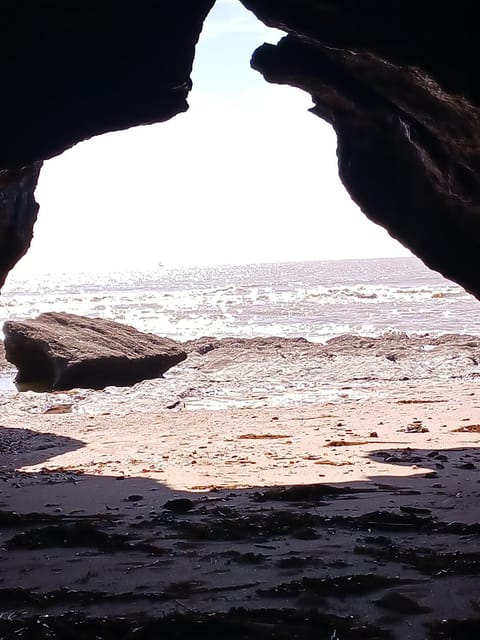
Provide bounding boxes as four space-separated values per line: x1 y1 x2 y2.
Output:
15 0 410 275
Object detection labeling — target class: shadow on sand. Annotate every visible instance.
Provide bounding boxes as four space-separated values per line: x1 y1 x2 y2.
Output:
1 426 480 639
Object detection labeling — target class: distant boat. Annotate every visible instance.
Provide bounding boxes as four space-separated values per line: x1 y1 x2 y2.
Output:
158 261 164 268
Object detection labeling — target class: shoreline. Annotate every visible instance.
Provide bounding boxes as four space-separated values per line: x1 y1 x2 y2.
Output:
2 330 480 414
3 379 480 490
2 377 480 638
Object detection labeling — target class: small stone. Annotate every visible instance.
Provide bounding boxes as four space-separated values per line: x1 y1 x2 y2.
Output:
293 527 317 540
399 505 431 515
364 536 392 546
458 462 476 470
375 592 431 614
163 498 195 513
43 404 73 414
399 424 429 433
369 432 379 438
165 399 185 410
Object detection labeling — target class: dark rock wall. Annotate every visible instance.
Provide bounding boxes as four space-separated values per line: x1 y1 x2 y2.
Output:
0 0 215 168
1 0 480 298
241 1 480 296
0 0 214 286
0 165 42 288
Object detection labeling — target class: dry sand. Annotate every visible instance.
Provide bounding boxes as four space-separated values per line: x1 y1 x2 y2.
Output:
2 376 480 639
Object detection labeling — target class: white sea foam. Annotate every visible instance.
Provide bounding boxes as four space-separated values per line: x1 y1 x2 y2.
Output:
1 257 477 343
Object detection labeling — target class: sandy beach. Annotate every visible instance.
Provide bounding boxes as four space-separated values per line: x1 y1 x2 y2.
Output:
2 334 480 638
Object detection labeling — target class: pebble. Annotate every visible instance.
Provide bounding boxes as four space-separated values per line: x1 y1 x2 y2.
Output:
127 494 144 502
458 462 476 470
163 498 195 513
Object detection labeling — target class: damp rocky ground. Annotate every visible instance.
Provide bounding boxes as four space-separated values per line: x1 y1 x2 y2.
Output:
2 332 480 413
2 474 480 639
2 334 480 638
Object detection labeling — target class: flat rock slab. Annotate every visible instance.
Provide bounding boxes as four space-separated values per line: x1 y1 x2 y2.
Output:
3 312 186 391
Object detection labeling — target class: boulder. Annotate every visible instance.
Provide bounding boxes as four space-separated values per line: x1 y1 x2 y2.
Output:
2 312 187 391
244 1 480 299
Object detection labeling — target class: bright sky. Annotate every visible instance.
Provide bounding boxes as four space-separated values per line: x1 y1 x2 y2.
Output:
15 0 410 275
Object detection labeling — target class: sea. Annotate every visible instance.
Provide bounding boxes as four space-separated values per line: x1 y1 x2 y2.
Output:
1 256 479 342
2 256 480 411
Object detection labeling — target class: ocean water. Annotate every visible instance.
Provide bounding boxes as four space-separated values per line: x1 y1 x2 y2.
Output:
1 257 478 342
2 257 480 410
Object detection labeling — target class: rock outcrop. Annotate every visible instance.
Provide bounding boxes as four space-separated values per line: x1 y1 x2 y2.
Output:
1 1 480 297
0 1 215 169
3 312 187 391
241 0 480 297
0 0 214 286
0 165 42 288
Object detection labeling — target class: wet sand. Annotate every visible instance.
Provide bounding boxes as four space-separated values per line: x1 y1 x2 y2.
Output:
2 336 480 638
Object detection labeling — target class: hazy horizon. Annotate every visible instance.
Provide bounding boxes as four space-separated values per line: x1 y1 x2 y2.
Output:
5 255 421 282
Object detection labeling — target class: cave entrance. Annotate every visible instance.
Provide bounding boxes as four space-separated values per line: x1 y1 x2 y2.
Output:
2 0 476 403
14 0 407 278
1 4 479 633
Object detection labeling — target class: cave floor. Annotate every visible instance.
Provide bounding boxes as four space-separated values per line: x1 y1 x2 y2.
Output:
1 381 480 639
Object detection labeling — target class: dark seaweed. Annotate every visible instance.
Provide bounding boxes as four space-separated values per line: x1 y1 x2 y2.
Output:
0 609 394 640
258 574 407 598
5 523 163 555
355 543 480 575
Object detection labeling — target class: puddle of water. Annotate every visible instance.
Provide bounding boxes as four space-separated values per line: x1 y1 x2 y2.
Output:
0 375 55 393
16 381 54 393
0 374 16 391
